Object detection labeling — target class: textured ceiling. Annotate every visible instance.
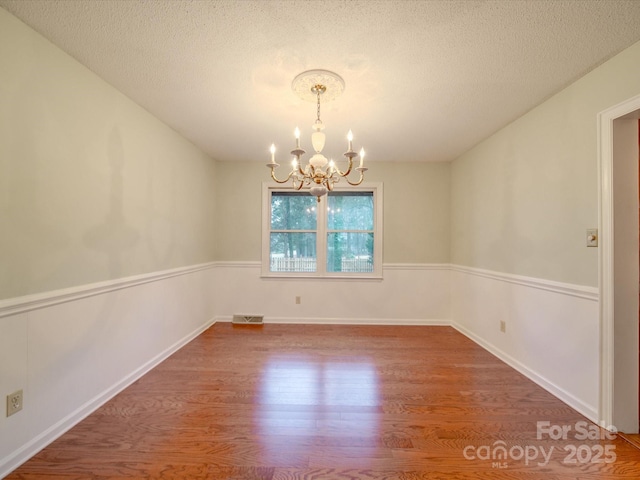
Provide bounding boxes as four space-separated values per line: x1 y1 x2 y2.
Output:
2 0 640 163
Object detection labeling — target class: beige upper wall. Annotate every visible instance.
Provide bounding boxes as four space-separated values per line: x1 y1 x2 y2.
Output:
214 161 451 264
451 40 640 286
370 162 450 264
0 9 217 300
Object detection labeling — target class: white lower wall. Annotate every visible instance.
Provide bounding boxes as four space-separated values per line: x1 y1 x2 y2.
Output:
1 262 604 477
451 265 600 422
212 262 451 324
0 263 217 478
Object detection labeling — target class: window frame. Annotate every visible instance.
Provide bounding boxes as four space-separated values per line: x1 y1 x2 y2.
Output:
261 182 383 279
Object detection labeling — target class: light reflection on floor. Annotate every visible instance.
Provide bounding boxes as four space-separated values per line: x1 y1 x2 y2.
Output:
255 355 381 464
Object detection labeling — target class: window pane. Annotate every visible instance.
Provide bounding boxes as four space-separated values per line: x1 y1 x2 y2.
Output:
270 232 317 272
327 192 373 231
326 232 374 273
271 192 317 230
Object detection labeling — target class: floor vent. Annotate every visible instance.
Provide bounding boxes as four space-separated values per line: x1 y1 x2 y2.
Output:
232 315 264 325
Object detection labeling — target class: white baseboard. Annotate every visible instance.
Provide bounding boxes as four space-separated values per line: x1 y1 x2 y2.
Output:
0 318 214 479
452 321 598 423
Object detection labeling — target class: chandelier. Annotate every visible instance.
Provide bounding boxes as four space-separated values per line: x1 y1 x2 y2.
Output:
266 69 367 201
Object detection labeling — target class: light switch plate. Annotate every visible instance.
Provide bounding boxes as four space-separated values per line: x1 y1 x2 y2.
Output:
587 229 598 247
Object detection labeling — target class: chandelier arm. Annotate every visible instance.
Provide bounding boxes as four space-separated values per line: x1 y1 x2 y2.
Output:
270 168 296 184
293 176 306 190
333 157 354 178
344 170 366 186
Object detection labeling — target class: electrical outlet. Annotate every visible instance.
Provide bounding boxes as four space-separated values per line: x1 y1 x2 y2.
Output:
500 321 506 333
7 389 23 417
295 296 301 305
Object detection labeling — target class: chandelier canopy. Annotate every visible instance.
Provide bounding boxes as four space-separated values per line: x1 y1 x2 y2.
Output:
267 69 367 201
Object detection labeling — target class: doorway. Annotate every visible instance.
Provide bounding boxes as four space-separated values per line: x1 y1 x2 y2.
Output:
598 94 640 434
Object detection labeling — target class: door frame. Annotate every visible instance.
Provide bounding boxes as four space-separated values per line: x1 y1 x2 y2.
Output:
598 93 640 432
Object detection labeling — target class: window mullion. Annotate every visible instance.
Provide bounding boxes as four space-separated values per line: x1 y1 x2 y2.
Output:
317 199 328 275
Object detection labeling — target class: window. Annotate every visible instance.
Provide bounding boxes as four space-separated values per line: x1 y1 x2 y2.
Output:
262 183 383 278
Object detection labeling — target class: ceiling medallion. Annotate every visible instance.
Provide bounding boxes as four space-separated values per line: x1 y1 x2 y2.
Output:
291 69 345 103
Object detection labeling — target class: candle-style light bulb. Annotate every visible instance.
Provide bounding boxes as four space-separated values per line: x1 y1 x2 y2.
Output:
347 130 353 151
359 148 365 168
291 158 298 170
270 144 276 164
328 159 335 174
294 127 300 148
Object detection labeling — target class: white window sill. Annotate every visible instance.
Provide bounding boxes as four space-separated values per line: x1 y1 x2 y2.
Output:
260 272 383 281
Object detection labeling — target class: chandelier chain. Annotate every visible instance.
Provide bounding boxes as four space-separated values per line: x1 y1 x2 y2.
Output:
316 88 321 124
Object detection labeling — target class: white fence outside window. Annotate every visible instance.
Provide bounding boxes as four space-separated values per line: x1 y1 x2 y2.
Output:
270 256 316 272
270 256 373 273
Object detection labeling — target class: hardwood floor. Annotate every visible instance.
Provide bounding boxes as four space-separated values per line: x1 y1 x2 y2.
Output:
7 323 640 479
